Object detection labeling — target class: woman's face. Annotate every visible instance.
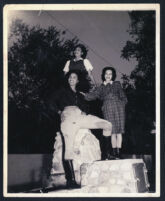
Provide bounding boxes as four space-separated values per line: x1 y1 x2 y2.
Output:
74 47 83 58
68 73 79 87
104 70 113 82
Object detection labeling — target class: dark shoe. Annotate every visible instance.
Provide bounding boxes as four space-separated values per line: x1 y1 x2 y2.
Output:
102 152 115 160
102 154 107 160
116 148 122 159
39 188 48 193
112 148 119 159
106 153 116 160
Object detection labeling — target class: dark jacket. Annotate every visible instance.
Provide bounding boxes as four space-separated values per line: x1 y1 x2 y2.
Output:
48 87 89 116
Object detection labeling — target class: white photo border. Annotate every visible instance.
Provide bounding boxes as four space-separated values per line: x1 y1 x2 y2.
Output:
3 3 160 198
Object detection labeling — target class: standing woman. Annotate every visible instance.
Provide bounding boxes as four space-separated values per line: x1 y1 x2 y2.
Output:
63 44 96 91
48 70 112 188
82 67 127 159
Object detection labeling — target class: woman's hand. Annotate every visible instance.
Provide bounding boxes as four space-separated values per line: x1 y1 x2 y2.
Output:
90 83 97 92
80 92 86 96
61 112 66 122
58 110 62 115
58 111 66 122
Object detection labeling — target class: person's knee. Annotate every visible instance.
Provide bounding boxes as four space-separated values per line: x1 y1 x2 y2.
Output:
96 121 112 131
117 134 122 139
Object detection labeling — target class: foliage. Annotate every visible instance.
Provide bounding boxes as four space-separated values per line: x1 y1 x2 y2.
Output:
8 19 80 112
8 19 81 153
121 11 156 153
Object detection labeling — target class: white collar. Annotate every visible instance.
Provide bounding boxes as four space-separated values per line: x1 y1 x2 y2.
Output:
103 81 113 85
73 58 83 61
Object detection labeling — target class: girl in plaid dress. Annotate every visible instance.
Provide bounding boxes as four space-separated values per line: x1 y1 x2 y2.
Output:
82 67 127 159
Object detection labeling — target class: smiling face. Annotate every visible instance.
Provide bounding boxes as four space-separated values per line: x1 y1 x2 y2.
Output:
74 47 83 58
104 70 113 82
68 73 79 87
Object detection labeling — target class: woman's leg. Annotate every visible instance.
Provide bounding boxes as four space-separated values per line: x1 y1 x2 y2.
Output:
116 133 122 148
63 159 79 188
61 119 80 188
78 114 112 136
111 134 119 159
111 134 117 148
77 114 113 160
60 108 112 159
103 136 115 160
116 133 122 159
61 120 79 160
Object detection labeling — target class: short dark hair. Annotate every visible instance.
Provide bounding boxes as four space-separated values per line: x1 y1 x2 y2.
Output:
101 66 117 81
74 44 88 59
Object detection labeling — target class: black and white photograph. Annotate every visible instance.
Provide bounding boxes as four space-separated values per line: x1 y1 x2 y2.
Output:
3 3 160 197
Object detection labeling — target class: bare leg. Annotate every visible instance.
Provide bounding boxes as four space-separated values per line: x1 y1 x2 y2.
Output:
111 134 117 148
116 133 122 148
116 133 122 159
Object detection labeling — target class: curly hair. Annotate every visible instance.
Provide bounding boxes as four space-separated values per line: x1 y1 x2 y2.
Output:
101 66 117 81
74 44 88 59
65 70 91 92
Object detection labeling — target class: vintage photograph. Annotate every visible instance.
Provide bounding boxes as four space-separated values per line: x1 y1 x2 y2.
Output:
3 4 160 197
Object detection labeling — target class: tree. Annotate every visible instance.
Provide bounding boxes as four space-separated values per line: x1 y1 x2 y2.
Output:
9 19 80 111
8 19 81 153
121 11 156 153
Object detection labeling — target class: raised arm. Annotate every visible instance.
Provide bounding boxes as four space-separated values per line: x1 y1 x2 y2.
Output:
63 60 70 74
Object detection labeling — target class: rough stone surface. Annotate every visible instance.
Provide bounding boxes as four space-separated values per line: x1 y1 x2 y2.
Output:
48 159 149 193
48 129 150 193
80 159 149 193
49 129 101 186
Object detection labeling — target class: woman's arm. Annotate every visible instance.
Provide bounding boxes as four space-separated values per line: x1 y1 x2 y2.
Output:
84 59 96 86
63 60 70 74
88 70 97 86
81 85 102 101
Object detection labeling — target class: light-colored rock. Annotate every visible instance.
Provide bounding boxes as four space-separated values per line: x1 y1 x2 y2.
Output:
80 159 149 193
49 129 101 186
50 129 101 175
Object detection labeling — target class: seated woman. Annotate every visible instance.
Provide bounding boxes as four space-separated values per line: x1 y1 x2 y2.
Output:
48 70 112 188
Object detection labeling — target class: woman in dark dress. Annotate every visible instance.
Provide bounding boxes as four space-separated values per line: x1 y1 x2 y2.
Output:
82 67 127 159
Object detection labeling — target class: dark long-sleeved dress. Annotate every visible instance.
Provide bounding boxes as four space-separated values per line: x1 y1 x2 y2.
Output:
85 81 127 134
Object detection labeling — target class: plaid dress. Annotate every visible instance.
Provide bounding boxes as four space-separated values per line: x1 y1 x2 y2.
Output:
85 81 127 134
